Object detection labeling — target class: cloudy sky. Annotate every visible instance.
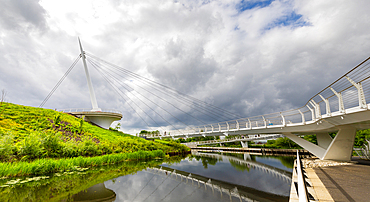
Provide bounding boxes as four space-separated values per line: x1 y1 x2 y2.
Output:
1 0 370 134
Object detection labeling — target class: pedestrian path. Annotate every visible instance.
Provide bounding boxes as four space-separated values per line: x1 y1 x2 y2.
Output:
311 157 370 202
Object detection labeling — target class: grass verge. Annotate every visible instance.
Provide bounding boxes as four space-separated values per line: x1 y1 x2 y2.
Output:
0 150 164 177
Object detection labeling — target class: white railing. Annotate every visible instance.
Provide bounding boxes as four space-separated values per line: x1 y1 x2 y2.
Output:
181 134 283 146
157 56 370 138
296 151 309 202
57 108 122 114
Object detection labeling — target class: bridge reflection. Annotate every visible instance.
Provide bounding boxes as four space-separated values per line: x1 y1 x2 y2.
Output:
148 164 289 202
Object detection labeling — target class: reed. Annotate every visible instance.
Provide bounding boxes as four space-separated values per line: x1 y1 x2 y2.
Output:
0 150 164 177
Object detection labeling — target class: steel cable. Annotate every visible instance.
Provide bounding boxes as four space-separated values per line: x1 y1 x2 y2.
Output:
87 55 237 122
85 53 243 120
39 55 81 108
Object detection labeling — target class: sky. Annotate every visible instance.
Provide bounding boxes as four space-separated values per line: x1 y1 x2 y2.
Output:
1 0 370 134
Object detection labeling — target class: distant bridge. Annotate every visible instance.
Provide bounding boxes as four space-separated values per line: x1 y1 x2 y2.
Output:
181 134 283 148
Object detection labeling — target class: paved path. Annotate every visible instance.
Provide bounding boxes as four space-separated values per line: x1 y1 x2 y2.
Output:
313 157 370 202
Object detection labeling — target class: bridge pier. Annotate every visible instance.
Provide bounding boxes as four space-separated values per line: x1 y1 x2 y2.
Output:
240 141 248 148
283 126 357 161
316 132 332 149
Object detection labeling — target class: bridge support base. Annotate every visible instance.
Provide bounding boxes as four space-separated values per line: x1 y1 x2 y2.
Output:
240 141 249 148
283 126 356 161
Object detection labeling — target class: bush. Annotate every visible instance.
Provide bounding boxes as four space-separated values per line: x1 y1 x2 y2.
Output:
79 139 100 156
18 133 44 160
42 132 63 157
62 142 79 158
0 134 16 161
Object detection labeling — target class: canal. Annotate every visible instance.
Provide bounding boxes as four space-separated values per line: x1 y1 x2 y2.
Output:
0 152 294 202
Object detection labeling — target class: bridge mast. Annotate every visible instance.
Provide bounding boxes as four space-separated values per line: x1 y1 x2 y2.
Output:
78 38 101 111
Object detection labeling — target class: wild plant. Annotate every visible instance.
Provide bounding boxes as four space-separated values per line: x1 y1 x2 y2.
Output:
0 133 16 161
41 132 63 157
18 133 44 160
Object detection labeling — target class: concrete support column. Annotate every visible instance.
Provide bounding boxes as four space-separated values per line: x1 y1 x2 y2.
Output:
323 126 356 161
316 132 332 149
283 132 326 159
284 126 357 161
240 141 248 148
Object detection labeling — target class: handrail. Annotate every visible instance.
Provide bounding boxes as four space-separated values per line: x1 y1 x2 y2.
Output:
57 108 122 114
296 151 309 202
181 134 283 146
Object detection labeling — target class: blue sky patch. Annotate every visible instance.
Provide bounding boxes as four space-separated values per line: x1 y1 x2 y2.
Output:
265 11 310 30
236 0 275 12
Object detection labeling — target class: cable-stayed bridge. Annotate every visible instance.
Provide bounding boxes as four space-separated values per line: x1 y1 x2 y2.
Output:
40 39 370 161
146 56 370 161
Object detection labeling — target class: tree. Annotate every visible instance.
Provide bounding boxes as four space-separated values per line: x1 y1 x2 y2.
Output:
114 123 121 130
0 89 6 116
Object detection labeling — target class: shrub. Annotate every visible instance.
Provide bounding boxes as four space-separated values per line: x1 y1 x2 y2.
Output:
18 133 44 160
62 142 79 158
0 134 16 161
79 139 99 156
42 132 63 157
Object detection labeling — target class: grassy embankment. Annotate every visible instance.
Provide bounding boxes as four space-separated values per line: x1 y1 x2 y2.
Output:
0 103 189 177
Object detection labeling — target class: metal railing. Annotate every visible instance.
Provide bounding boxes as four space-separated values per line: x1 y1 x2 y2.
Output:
296 151 309 202
57 108 122 114
354 139 370 160
158 56 370 137
181 134 283 146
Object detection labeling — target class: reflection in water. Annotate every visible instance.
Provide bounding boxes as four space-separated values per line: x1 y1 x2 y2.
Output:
66 183 116 202
0 153 293 202
98 152 292 202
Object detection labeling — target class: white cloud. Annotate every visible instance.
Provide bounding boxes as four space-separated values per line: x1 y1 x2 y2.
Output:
1 0 370 134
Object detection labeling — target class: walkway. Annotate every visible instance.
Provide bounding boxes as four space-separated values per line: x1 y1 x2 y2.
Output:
313 157 370 202
181 134 283 147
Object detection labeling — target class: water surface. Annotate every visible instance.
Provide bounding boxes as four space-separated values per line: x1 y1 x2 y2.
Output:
0 152 294 202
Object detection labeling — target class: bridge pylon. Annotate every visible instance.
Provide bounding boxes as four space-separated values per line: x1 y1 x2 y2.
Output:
59 39 123 129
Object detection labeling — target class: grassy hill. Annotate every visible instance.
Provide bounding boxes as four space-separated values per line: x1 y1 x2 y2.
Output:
0 103 189 162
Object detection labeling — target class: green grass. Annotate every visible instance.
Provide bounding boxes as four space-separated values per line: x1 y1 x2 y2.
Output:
0 102 189 177
0 150 164 177
0 103 189 163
